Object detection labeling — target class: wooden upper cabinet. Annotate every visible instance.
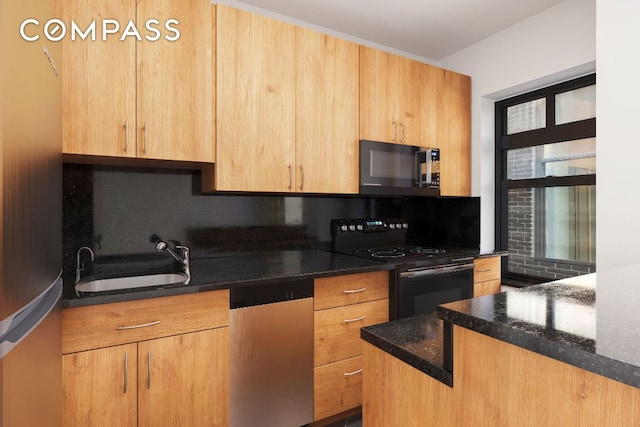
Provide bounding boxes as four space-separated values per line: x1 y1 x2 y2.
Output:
359 46 396 143
214 6 359 194
57 0 136 157
215 5 296 192
295 27 359 194
360 46 429 146
436 68 471 196
57 0 215 162
136 0 215 162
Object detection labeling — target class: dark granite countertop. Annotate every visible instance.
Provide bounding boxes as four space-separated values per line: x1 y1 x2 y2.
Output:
438 272 640 389
362 271 640 390
361 312 452 386
63 248 393 308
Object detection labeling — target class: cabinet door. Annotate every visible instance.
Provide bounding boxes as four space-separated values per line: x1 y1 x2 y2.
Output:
295 28 359 193
216 5 295 192
436 68 471 196
395 55 423 146
138 328 229 427
136 0 215 162
56 0 136 157
359 46 397 143
63 344 138 427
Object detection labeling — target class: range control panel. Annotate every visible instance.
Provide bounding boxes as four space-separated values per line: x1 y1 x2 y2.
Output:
331 218 410 253
331 218 408 234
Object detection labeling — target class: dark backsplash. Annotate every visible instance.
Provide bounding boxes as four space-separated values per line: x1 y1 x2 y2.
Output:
62 163 479 274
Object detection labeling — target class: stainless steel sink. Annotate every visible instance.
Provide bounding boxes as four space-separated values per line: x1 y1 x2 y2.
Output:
75 272 189 294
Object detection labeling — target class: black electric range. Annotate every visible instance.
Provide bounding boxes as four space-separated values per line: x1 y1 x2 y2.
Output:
330 218 475 267
331 218 478 320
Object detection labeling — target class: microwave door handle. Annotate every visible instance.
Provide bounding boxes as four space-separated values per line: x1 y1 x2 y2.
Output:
415 150 428 186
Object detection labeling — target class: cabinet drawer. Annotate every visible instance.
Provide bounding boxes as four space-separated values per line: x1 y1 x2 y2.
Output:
314 271 389 310
473 279 502 297
474 257 501 283
63 290 229 353
314 355 363 421
314 299 388 366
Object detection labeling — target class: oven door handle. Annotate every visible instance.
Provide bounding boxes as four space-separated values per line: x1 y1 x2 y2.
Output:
399 263 475 279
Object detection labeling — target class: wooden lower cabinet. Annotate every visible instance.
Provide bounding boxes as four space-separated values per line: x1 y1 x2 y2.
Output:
62 290 229 426
138 328 229 427
63 344 138 427
63 328 229 427
473 256 502 297
313 271 389 421
314 356 363 421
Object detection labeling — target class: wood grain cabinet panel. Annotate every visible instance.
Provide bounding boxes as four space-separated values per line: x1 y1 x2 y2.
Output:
314 356 364 421
314 271 389 310
213 5 359 194
313 272 389 421
63 344 138 427
62 290 230 426
315 299 389 366
360 46 438 147
473 256 502 297
55 0 215 162
63 289 229 353
435 68 471 196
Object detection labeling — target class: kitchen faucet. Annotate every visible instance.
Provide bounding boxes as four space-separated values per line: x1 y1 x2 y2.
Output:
75 246 95 286
154 240 191 284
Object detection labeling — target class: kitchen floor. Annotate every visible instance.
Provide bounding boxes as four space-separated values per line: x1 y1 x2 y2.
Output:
325 413 362 427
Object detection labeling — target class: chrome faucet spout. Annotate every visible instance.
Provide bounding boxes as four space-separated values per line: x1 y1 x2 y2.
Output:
75 246 95 293
154 240 191 285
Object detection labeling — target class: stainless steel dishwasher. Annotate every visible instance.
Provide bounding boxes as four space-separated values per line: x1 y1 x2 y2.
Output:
230 279 314 427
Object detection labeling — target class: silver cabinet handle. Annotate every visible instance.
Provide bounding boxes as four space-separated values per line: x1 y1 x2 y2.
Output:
147 349 151 389
343 315 366 323
400 122 405 143
123 352 128 393
124 119 129 153
299 165 304 190
288 165 293 190
392 121 398 142
116 320 160 330
343 287 367 294
477 269 491 273
344 368 363 377
142 122 147 154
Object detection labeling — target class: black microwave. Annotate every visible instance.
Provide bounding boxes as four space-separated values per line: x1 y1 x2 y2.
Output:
359 140 440 197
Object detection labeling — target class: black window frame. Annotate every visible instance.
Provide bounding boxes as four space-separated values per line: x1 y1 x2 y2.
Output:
495 73 596 285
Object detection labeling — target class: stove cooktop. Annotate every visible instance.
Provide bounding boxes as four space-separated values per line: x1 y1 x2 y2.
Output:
350 245 447 260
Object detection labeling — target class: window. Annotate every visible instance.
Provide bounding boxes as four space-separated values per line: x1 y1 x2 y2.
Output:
495 74 596 284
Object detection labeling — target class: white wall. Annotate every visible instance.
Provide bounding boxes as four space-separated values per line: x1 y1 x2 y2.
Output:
596 0 640 272
436 0 596 253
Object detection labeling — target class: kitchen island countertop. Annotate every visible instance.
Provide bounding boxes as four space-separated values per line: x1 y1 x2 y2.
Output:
363 271 640 389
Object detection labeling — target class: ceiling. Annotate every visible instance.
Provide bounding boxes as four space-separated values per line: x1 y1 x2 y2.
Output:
221 0 566 61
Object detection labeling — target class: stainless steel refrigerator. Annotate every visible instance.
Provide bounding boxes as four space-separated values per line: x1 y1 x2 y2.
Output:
0 0 63 425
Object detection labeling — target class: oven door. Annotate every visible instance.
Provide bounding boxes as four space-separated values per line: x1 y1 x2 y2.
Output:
394 262 475 319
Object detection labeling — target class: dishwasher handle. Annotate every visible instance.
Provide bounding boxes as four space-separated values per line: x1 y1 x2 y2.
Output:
399 263 475 279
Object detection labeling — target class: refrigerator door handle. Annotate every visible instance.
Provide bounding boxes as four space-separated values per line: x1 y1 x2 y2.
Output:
0 272 62 359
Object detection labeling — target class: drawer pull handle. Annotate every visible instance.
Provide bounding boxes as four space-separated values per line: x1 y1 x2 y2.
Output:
344 369 363 377
343 315 366 323
116 320 160 330
343 287 367 294
476 269 491 273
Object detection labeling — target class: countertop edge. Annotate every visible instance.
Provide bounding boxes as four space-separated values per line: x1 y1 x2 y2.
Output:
62 263 394 308
437 305 640 389
360 328 453 387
